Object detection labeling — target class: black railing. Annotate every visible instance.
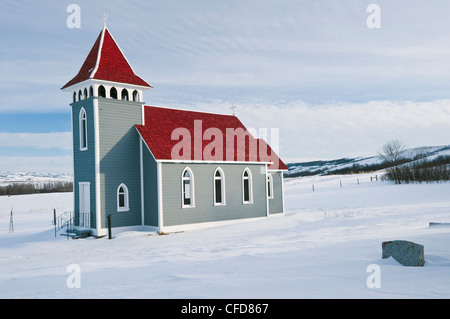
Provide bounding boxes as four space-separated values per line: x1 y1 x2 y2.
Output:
53 210 74 237
53 211 91 238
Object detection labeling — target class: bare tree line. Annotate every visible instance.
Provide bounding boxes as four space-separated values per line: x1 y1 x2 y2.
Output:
0 181 73 196
379 140 450 184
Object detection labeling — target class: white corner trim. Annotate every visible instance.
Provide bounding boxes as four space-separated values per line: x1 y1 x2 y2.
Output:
265 165 269 217
90 27 106 79
93 98 104 236
281 172 286 215
157 162 164 232
140 138 145 226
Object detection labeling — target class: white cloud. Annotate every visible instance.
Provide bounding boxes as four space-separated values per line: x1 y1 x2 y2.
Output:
0 132 72 150
0 156 73 174
176 98 450 162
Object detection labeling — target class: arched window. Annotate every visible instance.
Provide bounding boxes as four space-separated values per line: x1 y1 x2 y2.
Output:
79 108 88 151
121 89 129 101
110 87 118 99
89 86 94 97
117 183 129 211
78 90 82 101
98 85 106 98
132 90 139 102
182 167 195 208
73 92 76 103
267 174 274 199
242 168 253 204
83 88 88 99
214 167 225 205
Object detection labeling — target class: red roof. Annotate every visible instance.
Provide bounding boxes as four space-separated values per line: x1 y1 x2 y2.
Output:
136 106 287 170
61 27 151 90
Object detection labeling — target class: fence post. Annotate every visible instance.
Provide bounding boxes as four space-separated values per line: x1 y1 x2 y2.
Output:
54 209 57 237
107 214 112 239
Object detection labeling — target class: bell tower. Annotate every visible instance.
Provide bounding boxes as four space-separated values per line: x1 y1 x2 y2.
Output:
61 26 152 236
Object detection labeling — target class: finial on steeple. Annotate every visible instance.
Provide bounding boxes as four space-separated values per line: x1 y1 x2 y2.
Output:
103 12 108 28
230 104 237 116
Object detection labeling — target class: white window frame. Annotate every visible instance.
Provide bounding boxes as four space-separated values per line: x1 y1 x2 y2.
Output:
242 167 253 204
79 107 88 151
267 173 274 199
213 167 226 206
117 183 130 212
181 167 195 208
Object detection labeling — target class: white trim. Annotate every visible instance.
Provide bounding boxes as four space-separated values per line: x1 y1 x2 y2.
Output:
78 182 91 229
242 167 253 204
93 98 103 236
281 172 286 215
265 166 269 217
160 216 267 234
156 159 272 165
90 26 106 79
135 128 158 162
213 167 226 206
79 107 88 151
181 167 195 208
140 138 145 226
157 162 164 232
104 26 138 75
141 104 145 126
117 183 130 212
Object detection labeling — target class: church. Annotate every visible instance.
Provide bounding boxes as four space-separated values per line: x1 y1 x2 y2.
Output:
61 26 287 236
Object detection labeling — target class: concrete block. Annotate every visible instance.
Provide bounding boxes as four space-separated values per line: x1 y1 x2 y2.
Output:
382 240 424 267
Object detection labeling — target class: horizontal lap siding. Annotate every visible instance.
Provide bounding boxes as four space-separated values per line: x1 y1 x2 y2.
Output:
143 146 158 226
98 98 142 228
72 99 96 228
269 171 283 215
161 163 267 227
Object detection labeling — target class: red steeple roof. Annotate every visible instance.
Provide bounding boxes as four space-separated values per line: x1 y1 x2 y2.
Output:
61 27 151 90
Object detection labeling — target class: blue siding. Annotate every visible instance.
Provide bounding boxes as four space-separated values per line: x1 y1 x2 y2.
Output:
161 163 267 227
143 144 159 226
97 98 143 228
71 98 96 228
269 171 283 215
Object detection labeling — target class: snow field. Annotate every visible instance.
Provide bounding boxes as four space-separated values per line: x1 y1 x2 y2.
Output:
1 172 450 298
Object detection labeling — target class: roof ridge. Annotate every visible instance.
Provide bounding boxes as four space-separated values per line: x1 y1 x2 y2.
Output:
89 26 106 79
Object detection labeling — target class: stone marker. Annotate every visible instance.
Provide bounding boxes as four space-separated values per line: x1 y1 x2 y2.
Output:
382 240 425 267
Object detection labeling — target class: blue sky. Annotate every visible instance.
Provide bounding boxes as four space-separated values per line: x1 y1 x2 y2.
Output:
1 0 450 173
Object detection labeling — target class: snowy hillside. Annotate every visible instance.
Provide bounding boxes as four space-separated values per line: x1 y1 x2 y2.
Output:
285 145 450 178
1 171 450 299
0 172 72 185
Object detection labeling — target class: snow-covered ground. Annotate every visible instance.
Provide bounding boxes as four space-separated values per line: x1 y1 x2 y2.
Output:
1 172 450 299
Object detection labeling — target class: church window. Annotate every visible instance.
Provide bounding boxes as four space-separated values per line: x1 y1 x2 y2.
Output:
98 85 106 98
117 183 129 212
79 108 88 151
132 90 139 102
182 167 195 208
121 89 129 101
214 167 225 205
242 168 253 204
267 174 274 199
110 87 118 99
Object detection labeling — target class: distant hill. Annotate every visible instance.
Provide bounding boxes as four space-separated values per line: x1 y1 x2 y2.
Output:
284 145 450 178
